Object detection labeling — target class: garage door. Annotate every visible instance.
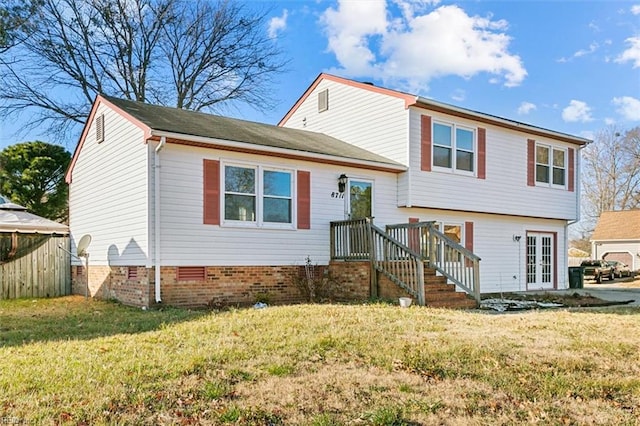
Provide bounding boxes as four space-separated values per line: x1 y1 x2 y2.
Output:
603 252 633 266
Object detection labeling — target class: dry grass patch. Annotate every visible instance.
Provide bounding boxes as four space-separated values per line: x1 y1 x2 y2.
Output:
1 297 640 424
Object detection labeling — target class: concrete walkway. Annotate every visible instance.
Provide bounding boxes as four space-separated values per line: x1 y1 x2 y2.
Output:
539 279 640 307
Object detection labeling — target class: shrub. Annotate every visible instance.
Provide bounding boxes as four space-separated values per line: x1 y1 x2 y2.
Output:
292 256 339 303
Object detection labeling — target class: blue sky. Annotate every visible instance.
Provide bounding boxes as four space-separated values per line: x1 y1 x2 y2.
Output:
1 0 639 150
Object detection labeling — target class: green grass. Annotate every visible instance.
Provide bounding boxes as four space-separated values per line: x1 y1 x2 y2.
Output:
1 296 640 424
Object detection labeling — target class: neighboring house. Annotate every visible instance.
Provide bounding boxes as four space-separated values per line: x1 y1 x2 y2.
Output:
568 247 590 267
591 210 640 271
66 74 589 308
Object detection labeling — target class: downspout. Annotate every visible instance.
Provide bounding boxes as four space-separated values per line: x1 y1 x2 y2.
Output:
154 136 166 303
566 143 587 285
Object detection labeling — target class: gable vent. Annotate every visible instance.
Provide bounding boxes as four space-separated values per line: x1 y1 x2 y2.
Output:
95 114 105 143
318 89 328 113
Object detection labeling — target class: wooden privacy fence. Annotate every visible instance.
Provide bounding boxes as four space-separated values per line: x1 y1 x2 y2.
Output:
0 234 71 299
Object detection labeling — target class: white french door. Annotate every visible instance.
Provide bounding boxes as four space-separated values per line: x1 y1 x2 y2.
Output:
526 232 555 290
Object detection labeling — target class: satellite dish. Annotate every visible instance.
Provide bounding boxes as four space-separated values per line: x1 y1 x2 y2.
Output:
77 234 92 257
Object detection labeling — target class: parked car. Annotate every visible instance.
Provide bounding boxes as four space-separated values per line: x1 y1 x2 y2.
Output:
607 260 632 278
580 259 614 283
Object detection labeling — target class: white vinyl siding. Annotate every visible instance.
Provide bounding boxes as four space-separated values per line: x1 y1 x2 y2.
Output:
282 80 409 166
157 144 400 266
68 103 149 266
403 209 569 293
408 108 578 220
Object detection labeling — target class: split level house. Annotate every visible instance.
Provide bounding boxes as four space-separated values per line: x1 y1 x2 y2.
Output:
591 210 640 271
65 73 590 308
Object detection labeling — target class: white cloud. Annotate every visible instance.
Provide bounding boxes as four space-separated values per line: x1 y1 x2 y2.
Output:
517 101 536 115
573 42 598 58
451 89 465 102
268 9 288 39
604 117 616 125
558 42 598 62
616 37 640 68
321 1 388 75
631 5 640 15
320 1 526 91
612 96 640 121
562 100 593 123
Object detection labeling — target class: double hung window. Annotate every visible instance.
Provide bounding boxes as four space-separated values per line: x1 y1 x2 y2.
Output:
224 164 293 227
433 122 475 173
535 144 566 187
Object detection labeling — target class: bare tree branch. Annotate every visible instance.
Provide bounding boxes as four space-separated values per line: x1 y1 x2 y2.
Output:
0 0 287 144
581 125 640 226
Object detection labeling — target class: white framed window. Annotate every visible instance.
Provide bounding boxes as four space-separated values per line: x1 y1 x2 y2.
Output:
223 162 294 228
433 121 475 174
536 144 566 188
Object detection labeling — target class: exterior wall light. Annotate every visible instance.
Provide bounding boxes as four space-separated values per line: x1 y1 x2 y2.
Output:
338 174 348 193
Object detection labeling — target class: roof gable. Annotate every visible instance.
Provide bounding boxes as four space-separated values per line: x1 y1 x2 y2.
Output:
278 73 416 126
65 95 152 183
592 210 640 240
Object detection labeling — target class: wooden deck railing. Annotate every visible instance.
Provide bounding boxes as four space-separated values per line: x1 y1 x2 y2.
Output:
330 218 425 305
386 221 481 303
330 219 481 304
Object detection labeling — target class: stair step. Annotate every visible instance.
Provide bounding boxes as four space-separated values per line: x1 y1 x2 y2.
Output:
424 283 456 292
424 291 470 302
427 298 478 309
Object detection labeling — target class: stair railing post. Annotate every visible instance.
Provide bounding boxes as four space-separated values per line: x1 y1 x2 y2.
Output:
416 258 425 306
428 225 437 268
473 258 481 303
367 217 378 299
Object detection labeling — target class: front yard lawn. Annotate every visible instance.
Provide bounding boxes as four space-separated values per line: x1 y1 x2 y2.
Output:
1 296 639 424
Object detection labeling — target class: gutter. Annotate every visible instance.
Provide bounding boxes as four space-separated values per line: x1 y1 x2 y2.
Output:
154 136 166 303
413 96 591 146
149 130 407 173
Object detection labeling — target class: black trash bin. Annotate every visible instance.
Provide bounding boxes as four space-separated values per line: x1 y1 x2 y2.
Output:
568 266 584 289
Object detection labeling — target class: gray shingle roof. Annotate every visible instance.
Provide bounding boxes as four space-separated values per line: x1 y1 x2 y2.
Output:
103 96 404 169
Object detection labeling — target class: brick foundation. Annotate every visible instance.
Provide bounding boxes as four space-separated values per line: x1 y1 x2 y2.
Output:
160 265 305 308
378 274 413 300
327 261 371 301
72 265 153 307
71 261 377 309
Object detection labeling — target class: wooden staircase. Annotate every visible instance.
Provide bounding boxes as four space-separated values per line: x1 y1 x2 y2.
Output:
330 218 480 309
378 264 477 309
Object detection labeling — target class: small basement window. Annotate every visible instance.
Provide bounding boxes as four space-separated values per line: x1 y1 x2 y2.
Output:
318 89 328 113
96 114 105 143
177 266 206 281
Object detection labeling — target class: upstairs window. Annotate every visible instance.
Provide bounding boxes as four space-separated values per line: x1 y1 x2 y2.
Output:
223 164 293 227
536 144 565 187
433 122 475 173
